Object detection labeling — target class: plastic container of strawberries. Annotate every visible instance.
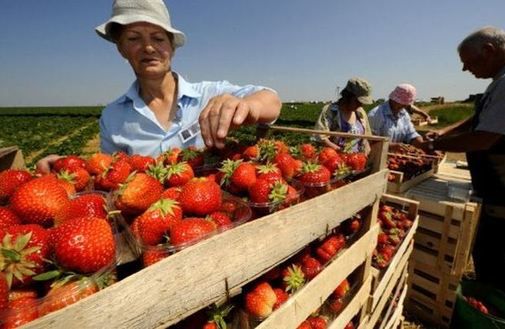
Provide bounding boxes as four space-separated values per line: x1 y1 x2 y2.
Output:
247 180 304 219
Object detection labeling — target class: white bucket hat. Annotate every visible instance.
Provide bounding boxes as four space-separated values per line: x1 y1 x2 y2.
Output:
95 0 186 48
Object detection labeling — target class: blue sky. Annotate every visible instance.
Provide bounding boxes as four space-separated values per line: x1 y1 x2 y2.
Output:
1 0 504 106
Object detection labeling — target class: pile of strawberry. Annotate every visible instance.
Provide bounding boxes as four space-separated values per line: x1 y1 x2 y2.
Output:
0 167 118 327
373 203 414 269
387 144 442 182
464 296 490 315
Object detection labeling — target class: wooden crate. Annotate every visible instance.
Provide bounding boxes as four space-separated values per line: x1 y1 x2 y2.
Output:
369 194 418 310
387 168 435 194
404 176 481 276
259 225 379 329
381 282 408 329
405 262 459 328
0 146 25 170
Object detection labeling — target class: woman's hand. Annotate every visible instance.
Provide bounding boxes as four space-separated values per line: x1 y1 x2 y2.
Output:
35 154 64 175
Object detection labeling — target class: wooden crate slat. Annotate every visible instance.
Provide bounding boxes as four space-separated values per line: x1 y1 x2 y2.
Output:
257 225 378 329
328 277 373 329
382 283 408 329
0 146 25 170
387 167 435 194
22 170 388 329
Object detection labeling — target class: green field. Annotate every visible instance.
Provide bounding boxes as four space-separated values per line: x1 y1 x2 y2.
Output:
0 102 474 166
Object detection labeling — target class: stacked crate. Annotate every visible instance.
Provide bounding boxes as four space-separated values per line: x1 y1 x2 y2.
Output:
22 130 390 329
403 174 481 328
363 194 419 329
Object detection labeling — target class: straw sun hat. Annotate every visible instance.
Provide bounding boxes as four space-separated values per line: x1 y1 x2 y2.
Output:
95 0 186 48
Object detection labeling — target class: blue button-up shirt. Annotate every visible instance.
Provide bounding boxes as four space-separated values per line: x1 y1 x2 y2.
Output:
99 73 272 156
367 101 420 143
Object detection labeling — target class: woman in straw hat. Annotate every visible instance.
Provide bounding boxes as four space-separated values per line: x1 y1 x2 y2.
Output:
37 0 280 172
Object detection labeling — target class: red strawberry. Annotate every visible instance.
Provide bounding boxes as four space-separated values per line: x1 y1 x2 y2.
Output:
129 154 155 173
10 175 69 227
158 147 182 165
178 146 204 169
53 155 87 173
115 173 164 216
299 162 331 185
300 255 322 280
54 173 77 197
2 289 39 328
308 315 327 329
273 287 289 310
0 207 21 230
86 152 113 176
248 179 288 204
94 159 132 191
333 279 350 299
343 152 367 172
202 304 233 329
230 161 257 192
0 273 8 312
169 218 217 247
57 168 90 192
282 264 306 293
134 198 182 246
53 216 115 273
245 281 277 319
256 163 283 183
142 246 169 267
377 231 389 245
54 193 108 226
344 321 355 329
318 147 339 164
297 321 312 329
38 277 99 317
273 153 296 181
160 186 182 201
315 233 346 264
0 224 50 288
0 169 32 204
208 211 232 229
165 162 195 187
327 297 344 314
243 145 259 160
179 177 222 216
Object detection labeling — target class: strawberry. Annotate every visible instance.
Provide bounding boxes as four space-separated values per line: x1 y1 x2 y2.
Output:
115 173 164 216
208 211 232 229
333 279 350 299
273 287 289 310
53 216 115 274
315 233 346 264
256 163 283 183
344 321 355 329
161 186 182 201
299 162 331 186
318 147 339 164
242 145 259 160
0 207 21 230
38 277 98 317
248 179 288 204
327 297 344 314
282 264 306 293
54 172 77 197
0 169 32 204
299 255 322 280
86 152 113 176
179 177 222 216
308 315 328 329
0 273 8 312
165 162 194 187
377 231 389 245
10 175 69 227
54 192 108 226
53 155 87 173
169 218 217 247
343 216 361 236
142 246 169 267
129 154 155 173
2 289 39 328
0 224 50 288
244 281 277 319
343 152 367 172
202 304 233 329
94 159 132 191
230 161 257 192
297 321 312 329
273 153 296 181
134 198 183 246
57 168 90 192
158 147 182 165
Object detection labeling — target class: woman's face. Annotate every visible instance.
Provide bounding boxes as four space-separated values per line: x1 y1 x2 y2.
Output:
117 22 174 79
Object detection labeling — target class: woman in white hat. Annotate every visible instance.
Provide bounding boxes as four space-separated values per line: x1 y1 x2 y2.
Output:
95 0 281 155
37 0 281 171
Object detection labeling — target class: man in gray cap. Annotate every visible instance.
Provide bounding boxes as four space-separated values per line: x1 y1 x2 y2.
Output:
314 77 373 153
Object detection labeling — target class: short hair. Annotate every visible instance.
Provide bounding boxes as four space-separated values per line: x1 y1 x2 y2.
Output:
458 26 505 54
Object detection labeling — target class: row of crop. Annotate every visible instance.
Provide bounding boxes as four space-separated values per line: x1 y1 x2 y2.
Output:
0 106 102 117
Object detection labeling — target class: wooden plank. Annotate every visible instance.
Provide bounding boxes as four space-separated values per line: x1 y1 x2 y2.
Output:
0 146 25 170
364 244 411 329
387 167 435 194
22 170 388 329
328 276 373 329
382 283 408 329
258 225 379 329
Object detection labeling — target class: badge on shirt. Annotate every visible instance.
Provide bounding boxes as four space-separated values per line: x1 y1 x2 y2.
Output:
178 121 201 144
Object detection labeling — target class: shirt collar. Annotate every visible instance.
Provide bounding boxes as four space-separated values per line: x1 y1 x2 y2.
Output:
384 101 407 119
119 72 202 105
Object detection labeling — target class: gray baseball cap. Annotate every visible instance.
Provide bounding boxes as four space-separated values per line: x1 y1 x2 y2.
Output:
343 77 373 105
95 0 186 48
